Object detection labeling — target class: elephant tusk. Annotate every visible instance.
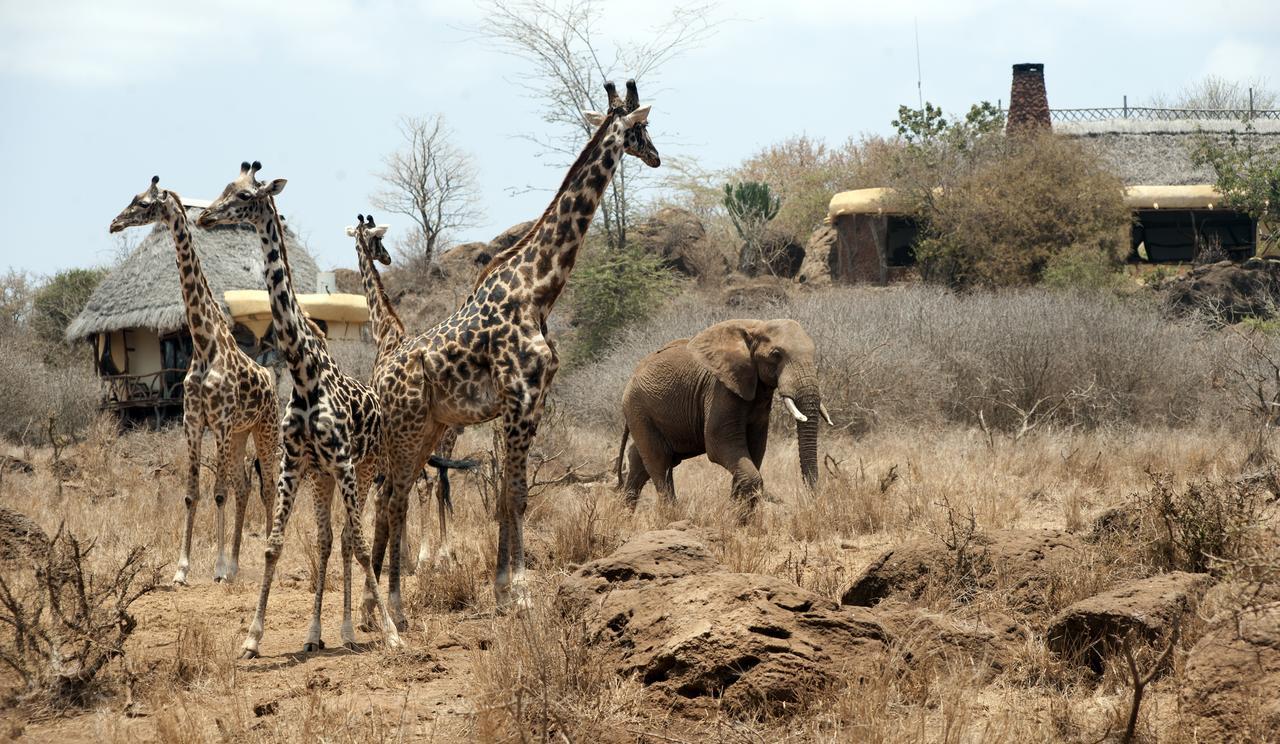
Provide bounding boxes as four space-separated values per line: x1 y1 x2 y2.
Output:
782 397 808 423
819 402 835 426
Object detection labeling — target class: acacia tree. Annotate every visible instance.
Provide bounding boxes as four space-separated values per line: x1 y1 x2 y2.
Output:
481 0 718 250
373 114 483 263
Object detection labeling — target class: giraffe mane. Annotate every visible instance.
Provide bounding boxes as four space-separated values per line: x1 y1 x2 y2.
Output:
473 110 621 289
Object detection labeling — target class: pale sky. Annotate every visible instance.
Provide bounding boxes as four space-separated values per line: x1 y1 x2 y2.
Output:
1 0 1277 276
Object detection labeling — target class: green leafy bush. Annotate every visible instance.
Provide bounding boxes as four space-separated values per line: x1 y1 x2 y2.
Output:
567 246 676 364
31 268 107 348
1041 247 1127 291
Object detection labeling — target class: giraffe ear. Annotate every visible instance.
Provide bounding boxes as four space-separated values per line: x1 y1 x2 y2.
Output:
581 110 607 127
369 225 389 238
345 226 358 237
261 178 287 196
623 105 651 127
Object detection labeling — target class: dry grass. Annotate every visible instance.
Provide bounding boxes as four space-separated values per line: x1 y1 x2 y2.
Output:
2 283 1277 741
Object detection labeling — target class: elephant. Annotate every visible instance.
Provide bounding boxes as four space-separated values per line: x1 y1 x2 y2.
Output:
615 318 833 510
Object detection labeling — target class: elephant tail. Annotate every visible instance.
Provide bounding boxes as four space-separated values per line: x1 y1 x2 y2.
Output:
615 423 630 488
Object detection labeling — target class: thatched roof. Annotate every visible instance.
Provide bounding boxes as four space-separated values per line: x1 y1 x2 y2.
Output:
1057 119 1280 186
66 203 318 341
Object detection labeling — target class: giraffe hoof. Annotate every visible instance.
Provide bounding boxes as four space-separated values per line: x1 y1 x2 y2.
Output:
302 640 324 653
240 648 260 660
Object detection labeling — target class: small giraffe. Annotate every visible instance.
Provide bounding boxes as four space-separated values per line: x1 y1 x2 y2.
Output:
371 80 659 618
109 177 279 585
196 162 400 657
346 214 463 577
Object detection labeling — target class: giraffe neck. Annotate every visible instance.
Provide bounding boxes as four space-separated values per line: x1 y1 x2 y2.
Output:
168 197 234 357
477 114 628 316
356 244 404 362
252 202 330 389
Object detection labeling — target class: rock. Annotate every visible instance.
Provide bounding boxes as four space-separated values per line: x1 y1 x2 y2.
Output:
436 241 493 279
872 605 1026 681
1164 259 1280 323
743 227 805 278
721 278 790 309
1047 571 1212 673
1085 504 1142 543
630 207 712 277
841 529 1088 619
1182 606 1280 742
796 225 838 287
559 530 892 717
489 220 537 254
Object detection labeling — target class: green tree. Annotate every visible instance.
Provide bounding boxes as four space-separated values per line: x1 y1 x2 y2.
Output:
723 181 781 274
568 246 675 364
31 268 107 348
1192 124 1280 255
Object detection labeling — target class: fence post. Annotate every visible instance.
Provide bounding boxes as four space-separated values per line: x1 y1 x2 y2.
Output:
1250 87 1255 119
1123 95 1128 119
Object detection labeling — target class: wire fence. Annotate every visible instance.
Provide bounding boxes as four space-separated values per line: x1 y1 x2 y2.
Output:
1045 106 1280 122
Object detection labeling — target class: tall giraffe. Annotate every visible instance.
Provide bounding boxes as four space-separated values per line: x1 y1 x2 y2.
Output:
371 80 659 619
109 176 279 585
346 214 463 576
196 162 401 657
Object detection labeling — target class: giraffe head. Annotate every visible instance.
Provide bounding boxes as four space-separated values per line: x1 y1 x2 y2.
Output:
195 161 287 229
110 176 179 233
346 214 392 266
582 79 660 168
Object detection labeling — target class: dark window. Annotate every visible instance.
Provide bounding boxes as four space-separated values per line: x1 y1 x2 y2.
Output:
886 216 919 267
1132 209 1255 263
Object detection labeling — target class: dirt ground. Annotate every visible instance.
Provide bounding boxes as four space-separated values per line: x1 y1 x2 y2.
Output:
0 418 1268 742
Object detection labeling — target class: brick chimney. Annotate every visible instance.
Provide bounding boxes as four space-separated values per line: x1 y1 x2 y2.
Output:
1006 63 1051 132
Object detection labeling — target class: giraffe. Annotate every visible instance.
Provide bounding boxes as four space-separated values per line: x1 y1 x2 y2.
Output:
346 214 464 576
195 162 401 657
370 79 659 620
109 176 279 586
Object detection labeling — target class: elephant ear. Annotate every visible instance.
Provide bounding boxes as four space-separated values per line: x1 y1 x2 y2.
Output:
688 319 761 401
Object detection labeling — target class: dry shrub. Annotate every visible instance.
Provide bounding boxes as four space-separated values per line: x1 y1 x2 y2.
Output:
1132 469 1276 575
0 333 100 445
470 579 643 742
0 521 162 711
556 286 1216 434
913 131 1130 288
326 339 377 381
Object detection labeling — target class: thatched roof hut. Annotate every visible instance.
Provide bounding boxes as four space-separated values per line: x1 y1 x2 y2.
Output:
1057 118 1280 185
66 199 318 341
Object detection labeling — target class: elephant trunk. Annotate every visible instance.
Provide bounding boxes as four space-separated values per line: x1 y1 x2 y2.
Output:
779 364 821 490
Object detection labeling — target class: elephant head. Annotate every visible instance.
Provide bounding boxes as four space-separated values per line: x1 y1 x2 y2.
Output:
688 319 833 489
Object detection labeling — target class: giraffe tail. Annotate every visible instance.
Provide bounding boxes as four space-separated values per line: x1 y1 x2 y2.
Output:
423 455 478 517
616 423 630 489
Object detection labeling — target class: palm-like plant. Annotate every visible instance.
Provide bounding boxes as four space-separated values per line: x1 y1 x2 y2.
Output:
723 181 781 274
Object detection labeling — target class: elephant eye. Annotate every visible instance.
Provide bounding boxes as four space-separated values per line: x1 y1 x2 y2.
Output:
769 348 783 360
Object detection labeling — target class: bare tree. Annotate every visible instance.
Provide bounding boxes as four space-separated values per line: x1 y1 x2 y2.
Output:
373 114 483 263
480 0 718 250
1148 75 1277 110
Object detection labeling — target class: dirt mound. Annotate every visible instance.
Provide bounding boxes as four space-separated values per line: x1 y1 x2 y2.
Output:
435 241 493 280
872 605 1026 682
559 530 891 717
1182 606 1280 741
1047 571 1211 673
841 529 1088 619
796 225 837 287
630 207 713 277
1164 258 1280 323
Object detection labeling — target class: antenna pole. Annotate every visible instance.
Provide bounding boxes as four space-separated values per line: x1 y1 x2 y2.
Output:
914 18 923 109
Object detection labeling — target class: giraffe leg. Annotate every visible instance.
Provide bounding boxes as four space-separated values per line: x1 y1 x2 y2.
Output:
495 368 551 613
252 422 279 537
385 467 418 632
174 415 203 586
211 432 235 583
344 464 374 647
339 461 403 649
362 477 388 633
224 431 252 583
241 436 306 659
304 473 335 653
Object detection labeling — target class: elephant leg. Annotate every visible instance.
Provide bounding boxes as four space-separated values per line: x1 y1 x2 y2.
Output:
708 444 763 520
630 420 675 505
622 443 650 510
